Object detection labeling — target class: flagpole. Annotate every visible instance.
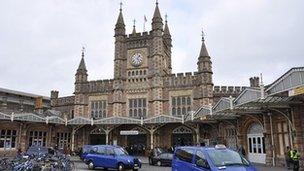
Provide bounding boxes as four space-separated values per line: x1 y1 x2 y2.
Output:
143 15 147 32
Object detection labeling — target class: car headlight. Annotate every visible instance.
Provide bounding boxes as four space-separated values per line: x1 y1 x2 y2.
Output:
128 159 131 163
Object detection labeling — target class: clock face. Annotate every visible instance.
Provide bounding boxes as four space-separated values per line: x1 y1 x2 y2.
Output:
130 53 143 67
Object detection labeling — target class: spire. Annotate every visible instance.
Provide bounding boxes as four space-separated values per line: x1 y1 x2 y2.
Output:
152 0 163 30
115 2 125 36
163 14 171 37
132 19 136 34
199 29 209 57
77 47 87 73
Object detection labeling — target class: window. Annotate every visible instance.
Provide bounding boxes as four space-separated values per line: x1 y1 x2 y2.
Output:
0 129 17 149
195 150 209 168
98 147 106 155
56 132 71 149
106 148 115 155
277 121 290 156
29 131 47 147
129 98 147 119
90 100 107 119
171 96 191 117
175 148 194 163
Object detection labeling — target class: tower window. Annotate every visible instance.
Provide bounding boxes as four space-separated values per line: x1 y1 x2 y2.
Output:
90 100 107 119
171 96 192 117
128 98 147 119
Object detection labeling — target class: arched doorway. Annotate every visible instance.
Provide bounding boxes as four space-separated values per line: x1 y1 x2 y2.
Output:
89 128 106 145
247 123 266 164
172 126 193 146
126 126 147 156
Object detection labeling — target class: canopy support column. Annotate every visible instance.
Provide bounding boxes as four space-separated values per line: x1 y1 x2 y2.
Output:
195 124 200 145
71 125 84 152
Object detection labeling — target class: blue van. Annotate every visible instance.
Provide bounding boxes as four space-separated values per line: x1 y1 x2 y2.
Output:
84 145 141 171
80 145 92 161
172 145 257 171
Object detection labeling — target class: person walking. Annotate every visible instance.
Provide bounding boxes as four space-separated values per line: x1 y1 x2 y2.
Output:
292 149 300 171
285 146 293 169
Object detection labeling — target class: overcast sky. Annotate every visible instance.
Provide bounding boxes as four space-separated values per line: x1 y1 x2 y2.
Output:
0 0 303 97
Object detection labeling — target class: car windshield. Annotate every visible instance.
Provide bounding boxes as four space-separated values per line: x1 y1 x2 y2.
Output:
114 147 129 156
83 145 92 153
206 149 250 167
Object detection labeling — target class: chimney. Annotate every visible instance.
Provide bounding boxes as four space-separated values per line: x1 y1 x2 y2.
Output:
249 77 260 87
35 96 44 114
50 90 59 99
50 90 59 107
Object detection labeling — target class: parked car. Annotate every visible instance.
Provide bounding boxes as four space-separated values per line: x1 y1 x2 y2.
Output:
172 145 257 171
84 145 141 171
80 145 92 161
149 152 173 166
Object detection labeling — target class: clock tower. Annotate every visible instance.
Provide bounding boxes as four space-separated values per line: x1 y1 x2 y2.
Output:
111 1 173 117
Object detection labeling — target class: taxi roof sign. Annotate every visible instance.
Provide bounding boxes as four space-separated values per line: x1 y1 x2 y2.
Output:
215 144 226 149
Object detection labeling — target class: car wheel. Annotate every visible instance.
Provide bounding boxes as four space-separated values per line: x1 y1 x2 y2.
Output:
118 163 124 171
88 161 95 170
157 160 162 166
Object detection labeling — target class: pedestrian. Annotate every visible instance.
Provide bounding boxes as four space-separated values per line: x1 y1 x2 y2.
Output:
285 146 293 169
16 148 22 158
292 149 300 171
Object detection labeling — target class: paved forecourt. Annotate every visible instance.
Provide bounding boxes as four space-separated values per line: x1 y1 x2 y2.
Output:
73 160 288 171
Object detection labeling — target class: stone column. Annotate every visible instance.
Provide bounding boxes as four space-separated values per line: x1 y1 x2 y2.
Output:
105 130 110 145
150 130 154 149
195 124 200 145
71 128 76 152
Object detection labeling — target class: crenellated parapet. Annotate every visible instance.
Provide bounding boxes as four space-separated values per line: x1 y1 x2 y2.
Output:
88 79 114 93
126 32 151 49
213 86 246 94
53 96 75 107
165 72 198 88
213 86 247 104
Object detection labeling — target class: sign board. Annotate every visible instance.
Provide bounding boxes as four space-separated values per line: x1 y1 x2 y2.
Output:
120 130 139 135
289 86 304 96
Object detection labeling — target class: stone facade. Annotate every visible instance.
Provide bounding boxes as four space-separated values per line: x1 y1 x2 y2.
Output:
0 2 303 169
52 3 215 121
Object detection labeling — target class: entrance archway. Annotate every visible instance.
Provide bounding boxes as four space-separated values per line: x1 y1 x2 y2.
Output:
172 126 193 146
247 123 266 164
126 126 147 156
89 128 106 145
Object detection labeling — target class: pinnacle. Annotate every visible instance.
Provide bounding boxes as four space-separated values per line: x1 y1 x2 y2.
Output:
199 40 210 57
77 49 87 73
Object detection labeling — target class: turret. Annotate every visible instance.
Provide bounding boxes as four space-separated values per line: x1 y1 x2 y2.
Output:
151 1 163 32
75 47 88 83
114 3 126 37
163 14 172 47
114 3 126 80
132 19 136 34
197 30 212 75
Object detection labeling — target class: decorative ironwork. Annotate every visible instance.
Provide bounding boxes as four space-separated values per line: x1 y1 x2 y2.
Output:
172 125 193 134
144 114 182 124
47 116 65 124
67 117 91 125
14 113 45 123
0 112 11 120
94 116 141 125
